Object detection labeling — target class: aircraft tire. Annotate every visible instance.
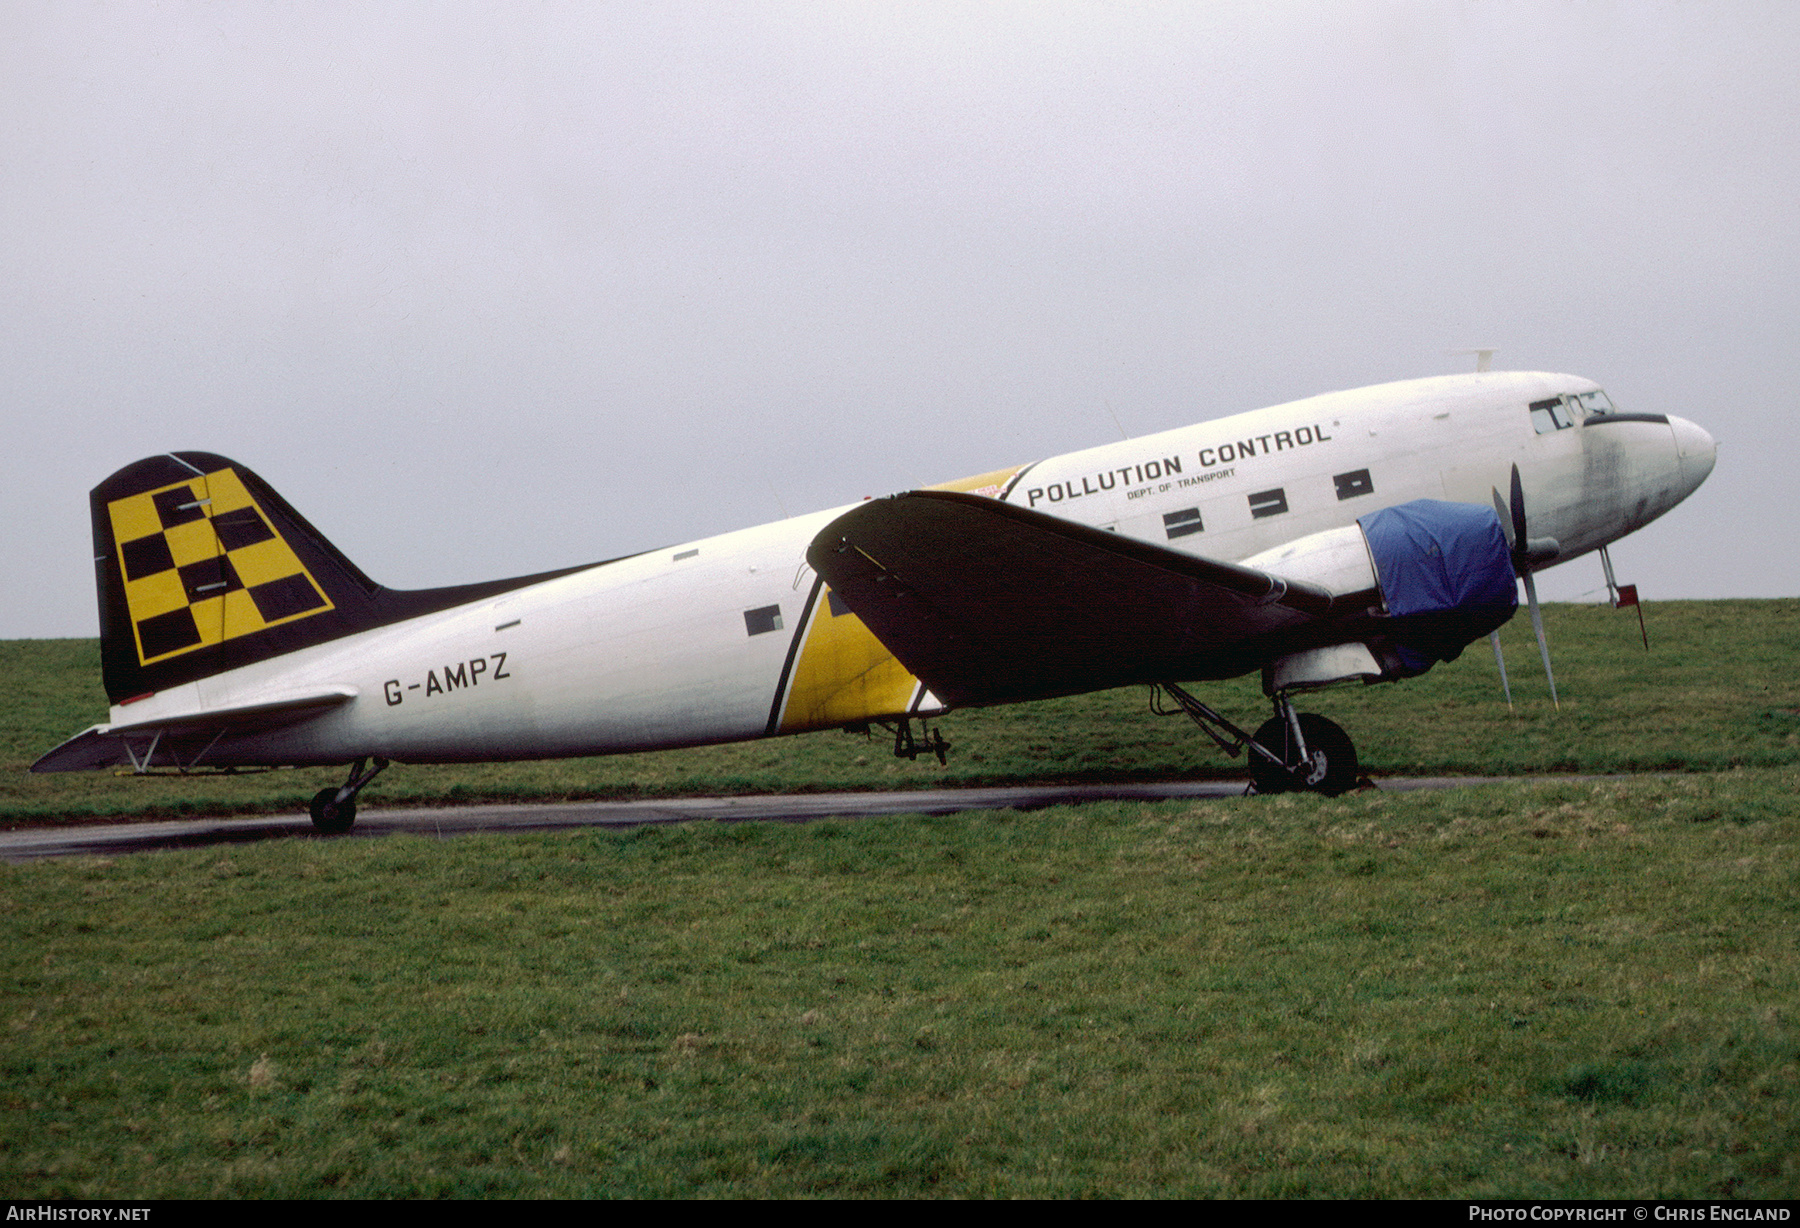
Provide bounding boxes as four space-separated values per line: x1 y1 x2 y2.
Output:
309 788 356 834
1249 713 1358 797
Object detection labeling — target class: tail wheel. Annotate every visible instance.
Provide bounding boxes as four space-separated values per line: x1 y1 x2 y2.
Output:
1250 713 1359 797
309 788 356 834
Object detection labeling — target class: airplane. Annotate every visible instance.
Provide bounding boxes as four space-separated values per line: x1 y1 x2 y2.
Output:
34 370 1716 830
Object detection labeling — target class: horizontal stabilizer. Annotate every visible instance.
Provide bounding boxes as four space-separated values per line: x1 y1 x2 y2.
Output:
32 686 357 773
806 491 1354 708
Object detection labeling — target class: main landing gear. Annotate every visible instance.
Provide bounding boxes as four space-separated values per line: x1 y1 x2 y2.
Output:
309 756 389 834
1154 682 1362 797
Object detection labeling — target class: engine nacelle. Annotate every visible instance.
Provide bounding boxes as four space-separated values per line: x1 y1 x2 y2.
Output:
1265 642 1389 693
1241 525 1393 694
1238 523 1377 599
1244 501 1520 693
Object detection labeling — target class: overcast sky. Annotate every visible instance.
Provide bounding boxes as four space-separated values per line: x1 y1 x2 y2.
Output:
4 1 1795 639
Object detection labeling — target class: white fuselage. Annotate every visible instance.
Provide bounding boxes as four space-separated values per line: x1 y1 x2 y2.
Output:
101 372 1715 766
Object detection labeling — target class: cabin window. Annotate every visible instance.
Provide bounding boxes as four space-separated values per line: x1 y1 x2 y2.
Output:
1248 488 1289 519
1333 469 1373 501
1163 508 1203 539
826 589 851 617
744 605 783 636
1530 397 1575 434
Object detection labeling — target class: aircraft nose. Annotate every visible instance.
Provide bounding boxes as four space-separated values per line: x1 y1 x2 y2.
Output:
1668 415 1717 490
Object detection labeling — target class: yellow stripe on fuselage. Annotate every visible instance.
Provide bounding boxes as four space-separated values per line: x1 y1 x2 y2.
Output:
925 463 1029 498
777 463 1029 732
777 587 919 732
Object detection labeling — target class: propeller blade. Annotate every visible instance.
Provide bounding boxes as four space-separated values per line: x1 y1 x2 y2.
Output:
1489 630 1514 710
1521 570 1559 710
1492 488 1515 550
1496 464 1560 706
1499 468 1556 569
1509 463 1528 554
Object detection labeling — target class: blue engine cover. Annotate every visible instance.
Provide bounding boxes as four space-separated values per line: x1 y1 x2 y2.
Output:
1358 500 1519 673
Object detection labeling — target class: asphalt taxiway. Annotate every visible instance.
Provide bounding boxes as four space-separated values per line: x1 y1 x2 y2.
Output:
0 777 1526 862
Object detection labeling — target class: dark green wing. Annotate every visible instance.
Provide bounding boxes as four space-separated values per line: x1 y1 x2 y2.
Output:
806 491 1368 708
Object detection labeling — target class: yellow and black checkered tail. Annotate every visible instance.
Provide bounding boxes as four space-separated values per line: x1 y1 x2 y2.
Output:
92 453 597 705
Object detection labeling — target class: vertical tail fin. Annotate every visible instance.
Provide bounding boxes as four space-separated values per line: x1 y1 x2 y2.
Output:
92 452 593 704
93 452 386 703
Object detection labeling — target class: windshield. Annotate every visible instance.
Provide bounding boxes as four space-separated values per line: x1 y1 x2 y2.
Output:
1532 389 1618 433
1570 389 1617 418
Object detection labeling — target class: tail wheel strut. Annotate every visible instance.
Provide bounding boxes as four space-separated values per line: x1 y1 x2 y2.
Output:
309 756 389 834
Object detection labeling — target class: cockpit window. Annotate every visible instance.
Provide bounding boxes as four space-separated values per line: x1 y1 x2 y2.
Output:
1532 388 1623 433
1570 389 1616 418
1529 397 1575 434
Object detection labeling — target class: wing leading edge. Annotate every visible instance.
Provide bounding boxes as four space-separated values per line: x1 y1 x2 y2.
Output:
805 490 1380 709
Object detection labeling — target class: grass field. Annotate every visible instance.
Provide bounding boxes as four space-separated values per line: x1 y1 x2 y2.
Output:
2 773 1796 1198
1 600 1797 1198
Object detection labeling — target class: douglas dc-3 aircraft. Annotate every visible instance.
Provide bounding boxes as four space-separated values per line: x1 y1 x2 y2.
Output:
35 371 1715 830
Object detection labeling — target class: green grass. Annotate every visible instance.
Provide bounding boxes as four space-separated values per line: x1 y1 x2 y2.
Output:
1 771 1796 1197
2 600 1797 1197
5 599 1799 824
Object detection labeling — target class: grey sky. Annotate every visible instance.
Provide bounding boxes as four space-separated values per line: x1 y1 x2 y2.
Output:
4 1 1795 639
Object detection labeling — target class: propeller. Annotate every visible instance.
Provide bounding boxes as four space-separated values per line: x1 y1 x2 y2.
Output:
1491 463 1562 710
1489 630 1514 711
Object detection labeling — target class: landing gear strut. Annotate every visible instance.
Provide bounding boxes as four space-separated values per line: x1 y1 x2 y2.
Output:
1154 682 1361 797
309 756 389 834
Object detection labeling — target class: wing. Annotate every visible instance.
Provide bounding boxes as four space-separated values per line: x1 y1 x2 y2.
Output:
805 491 1374 708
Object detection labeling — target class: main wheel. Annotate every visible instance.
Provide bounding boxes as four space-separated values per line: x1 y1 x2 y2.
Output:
309 787 357 834
1249 713 1359 797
